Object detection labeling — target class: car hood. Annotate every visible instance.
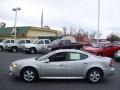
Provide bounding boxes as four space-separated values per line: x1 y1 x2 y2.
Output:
0 42 5 45
12 57 36 64
47 43 57 48
84 46 101 51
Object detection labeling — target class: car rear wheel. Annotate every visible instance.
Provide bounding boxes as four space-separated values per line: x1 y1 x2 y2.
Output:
11 47 17 53
21 68 38 82
30 48 36 54
86 69 103 83
0 46 3 51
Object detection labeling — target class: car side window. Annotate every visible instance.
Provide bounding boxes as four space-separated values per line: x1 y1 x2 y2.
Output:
19 40 25 44
49 52 67 62
5 40 10 43
80 53 88 60
45 40 50 44
69 52 88 61
11 40 15 43
26 40 31 44
38 40 44 44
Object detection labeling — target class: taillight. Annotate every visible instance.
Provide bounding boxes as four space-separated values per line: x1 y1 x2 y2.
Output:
110 60 114 66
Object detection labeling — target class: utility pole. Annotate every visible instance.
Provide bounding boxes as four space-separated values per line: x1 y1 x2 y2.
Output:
97 0 100 46
12 7 21 40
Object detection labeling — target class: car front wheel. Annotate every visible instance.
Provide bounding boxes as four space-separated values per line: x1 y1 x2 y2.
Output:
86 69 103 83
21 68 38 82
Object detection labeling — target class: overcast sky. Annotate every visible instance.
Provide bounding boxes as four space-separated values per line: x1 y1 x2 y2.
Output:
0 0 120 38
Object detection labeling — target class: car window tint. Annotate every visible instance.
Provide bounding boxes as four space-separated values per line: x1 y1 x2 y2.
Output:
11 40 15 43
49 52 67 62
5 40 10 43
80 53 88 60
45 40 50 44
19 40 25 44
69 52 88 61
38 40 44 44
26 40 31 43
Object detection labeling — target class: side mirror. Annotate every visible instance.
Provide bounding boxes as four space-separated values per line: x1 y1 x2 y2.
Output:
43 59 49 63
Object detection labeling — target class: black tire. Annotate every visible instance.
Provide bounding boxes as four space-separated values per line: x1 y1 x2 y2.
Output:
0 46 3 51
11 47 17 53
86 69 103 83
20 68 38 82
29 48 36 54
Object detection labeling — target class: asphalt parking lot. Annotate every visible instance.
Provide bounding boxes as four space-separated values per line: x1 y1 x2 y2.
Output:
0 51 120 90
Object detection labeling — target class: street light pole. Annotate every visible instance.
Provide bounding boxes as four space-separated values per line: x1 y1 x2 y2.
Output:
12 7 21 40
97 0 100 46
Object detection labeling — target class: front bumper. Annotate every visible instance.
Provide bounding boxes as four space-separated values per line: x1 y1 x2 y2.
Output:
5 46 12 51
9 66 20 77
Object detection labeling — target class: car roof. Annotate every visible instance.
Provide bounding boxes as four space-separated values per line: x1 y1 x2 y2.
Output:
54 49 85 54
53 49 99 57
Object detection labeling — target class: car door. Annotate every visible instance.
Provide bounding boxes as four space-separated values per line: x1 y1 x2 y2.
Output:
18 40 25 49
66 52 88 77
40 52 68 77
36 40 44 51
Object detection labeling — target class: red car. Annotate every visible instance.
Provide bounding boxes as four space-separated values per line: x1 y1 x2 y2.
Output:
84 42 120 57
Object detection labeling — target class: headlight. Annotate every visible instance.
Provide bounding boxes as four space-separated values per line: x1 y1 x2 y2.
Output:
10 63 17 69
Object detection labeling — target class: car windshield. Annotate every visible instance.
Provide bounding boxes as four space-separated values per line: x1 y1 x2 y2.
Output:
2 40 7 43
35 51 55 61
32 40 39 44
0 39 4 43
35 54 49 61
52 39 61 44
15 40 20 44
92 43 104 48
92 43 111 48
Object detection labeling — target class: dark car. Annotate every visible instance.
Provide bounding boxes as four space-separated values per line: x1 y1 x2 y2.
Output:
46 39 83 52
114 50 120 62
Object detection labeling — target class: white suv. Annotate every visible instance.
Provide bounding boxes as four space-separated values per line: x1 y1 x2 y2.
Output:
7 39 32 53
24 39 51 54
0 39 15 51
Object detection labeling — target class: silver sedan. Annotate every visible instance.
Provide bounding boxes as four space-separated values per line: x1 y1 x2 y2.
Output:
9 49 115 83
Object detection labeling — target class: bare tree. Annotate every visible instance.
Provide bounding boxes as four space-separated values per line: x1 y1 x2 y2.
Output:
62 26 67 36
69 27 74 35
90 31 97 39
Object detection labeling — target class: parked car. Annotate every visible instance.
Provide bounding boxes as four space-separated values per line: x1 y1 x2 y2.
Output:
113 41 120 46
45 39 83 52
84 42 120 57
0 39 16 51
6 39 32 53
114 50 120 62
9 49 115 83
23 39 51 54
0 39 4 43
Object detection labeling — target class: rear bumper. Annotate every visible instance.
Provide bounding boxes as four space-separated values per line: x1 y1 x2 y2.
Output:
104 67 115 77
